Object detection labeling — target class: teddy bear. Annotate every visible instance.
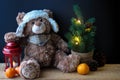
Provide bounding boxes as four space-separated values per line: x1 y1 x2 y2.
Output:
4 9 80 79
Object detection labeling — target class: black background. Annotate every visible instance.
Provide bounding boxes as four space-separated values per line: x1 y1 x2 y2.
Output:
0 0 119 63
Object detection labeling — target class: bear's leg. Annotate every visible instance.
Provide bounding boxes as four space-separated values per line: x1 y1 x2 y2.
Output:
20 58 40 79
54 50 80 72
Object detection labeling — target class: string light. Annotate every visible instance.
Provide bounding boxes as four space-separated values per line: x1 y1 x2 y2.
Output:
85 28 91 32
76 19 81 25
77 19 81 24
75 42 79 45
72 36 81 45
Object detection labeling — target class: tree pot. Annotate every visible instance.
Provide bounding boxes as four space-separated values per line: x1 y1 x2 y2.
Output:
71 50 93 63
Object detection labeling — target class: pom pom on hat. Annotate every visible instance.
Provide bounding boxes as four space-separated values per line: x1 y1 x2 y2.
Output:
16 10 59 37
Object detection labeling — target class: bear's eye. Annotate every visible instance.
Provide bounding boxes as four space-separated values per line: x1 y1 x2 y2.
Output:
39 18 42 22
31 22 35 25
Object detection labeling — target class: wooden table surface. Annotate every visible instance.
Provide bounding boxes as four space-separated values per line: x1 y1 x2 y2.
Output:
0 63 120 80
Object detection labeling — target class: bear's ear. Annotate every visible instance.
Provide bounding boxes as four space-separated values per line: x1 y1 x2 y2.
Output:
48 18 59 33
16 12 25 25
43 9 59 33
43 9 53 18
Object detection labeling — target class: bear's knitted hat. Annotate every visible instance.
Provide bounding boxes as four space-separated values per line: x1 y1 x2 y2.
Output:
16 10 59 37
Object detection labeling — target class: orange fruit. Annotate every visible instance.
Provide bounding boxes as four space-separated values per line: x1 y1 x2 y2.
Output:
15 66 20 75
77 63 90 75
5 67 16 78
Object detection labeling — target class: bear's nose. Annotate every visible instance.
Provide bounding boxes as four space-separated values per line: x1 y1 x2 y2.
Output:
35 19 42 26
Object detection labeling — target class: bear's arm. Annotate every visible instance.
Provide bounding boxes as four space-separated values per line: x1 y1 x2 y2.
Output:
51 33 69 52
4 32 27 47
4 32 19 43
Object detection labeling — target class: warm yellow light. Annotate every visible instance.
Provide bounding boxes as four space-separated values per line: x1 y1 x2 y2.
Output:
72 36 81 45
75 42 79 45
76 19 81 24
85 28 91 32
13 61 16 67
74 36 80 42
13 61 18 67
77 20 81 24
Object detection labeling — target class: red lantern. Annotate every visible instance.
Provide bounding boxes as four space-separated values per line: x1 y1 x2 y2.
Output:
2 42 22 71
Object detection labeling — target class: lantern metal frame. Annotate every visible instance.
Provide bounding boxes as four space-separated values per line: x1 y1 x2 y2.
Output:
2 42 22 70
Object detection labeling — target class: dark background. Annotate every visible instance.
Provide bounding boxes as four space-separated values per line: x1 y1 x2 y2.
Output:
0 0 119 63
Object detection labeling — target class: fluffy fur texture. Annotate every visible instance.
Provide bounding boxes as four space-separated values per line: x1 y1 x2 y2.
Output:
4 9 80 79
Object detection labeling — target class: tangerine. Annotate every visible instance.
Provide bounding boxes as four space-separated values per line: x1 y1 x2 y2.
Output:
5 67 16 78
15 66 20 75
77 63 90 75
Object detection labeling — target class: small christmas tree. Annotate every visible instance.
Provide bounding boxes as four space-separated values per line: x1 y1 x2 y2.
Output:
65 4 96 53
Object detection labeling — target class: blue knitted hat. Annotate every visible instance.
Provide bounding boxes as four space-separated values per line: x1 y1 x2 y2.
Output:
16 10 59 37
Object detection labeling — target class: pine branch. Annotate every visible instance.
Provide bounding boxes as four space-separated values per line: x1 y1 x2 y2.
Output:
73 4 84 23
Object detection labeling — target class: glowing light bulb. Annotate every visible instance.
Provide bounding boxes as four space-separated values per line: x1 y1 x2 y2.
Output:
76 19 81 25
75 42 79 45
72 36 81 45
13 61 16 66
74 36 80 42
85 28 91 32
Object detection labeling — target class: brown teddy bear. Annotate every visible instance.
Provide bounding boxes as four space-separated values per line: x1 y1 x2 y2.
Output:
4 9 80 79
